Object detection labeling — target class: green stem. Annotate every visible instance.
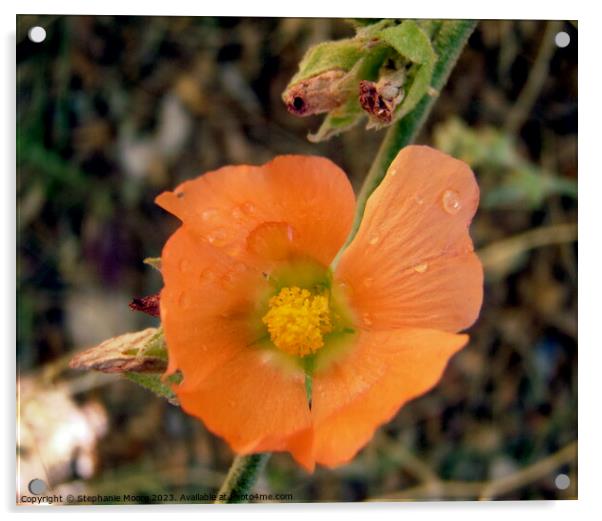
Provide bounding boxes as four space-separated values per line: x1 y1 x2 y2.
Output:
214 453 271 504
332 20 477 267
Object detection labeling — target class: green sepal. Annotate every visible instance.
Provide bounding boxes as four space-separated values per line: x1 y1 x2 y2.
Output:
396 60 435 119
124 371 182 405
377 20 436 119
123 327 167 360
287 39 364 87
143 257 162 272
69 327 167 374
345 18 385 29
378 20 436 65
309 45 391 142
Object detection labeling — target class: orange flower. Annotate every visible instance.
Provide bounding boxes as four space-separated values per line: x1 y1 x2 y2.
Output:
156 145 483 471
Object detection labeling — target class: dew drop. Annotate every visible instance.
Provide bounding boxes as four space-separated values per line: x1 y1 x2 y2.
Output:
337 281 352 295
178 259 191 272
231 206 243 220
227 245 246 258
362 313 373 327
286 224 294 242
241 201 257 215
201 207 220 223
207 228 228 246
199 269 216 283
368 235 380 246
442 190 461 214
177 292 190 308
414 194 425 205
413 263 428 273
221 272 237 288
233 262 247 273
363 277 374 287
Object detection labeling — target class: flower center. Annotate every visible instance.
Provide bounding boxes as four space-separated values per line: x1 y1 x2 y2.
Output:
262 286 332 357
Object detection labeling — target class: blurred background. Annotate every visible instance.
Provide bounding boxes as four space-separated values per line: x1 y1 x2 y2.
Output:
16 16 577 502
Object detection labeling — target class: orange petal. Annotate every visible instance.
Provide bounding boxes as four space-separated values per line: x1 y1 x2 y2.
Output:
336 145 482 332
175 346 311 456
155 155 356 266
161 227 313 462
312 328 468 468
160 226 267 389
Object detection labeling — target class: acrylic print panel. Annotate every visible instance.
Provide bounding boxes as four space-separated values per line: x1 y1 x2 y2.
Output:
16 15 577 505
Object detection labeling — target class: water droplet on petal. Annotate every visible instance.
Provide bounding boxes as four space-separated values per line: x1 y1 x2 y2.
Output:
414 194 424 205
413 263 428 273
178 259 191 272
337 281 352 295
207 228 228 246
201 207 220 223
389 168 398 177
368 235 380 246
221 272 237 288
362 313 373 327
286 225 294 242
231 206 243 220
177 292 190 308
363 277 374 287
233 262 247 273
442 190 461 214
241 202 257 215
199 269 216 283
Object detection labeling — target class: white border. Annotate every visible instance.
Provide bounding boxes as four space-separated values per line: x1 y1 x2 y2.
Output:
3 1 597 519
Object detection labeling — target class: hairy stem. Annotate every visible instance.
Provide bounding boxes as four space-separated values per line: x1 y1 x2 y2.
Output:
214 453 271 504
332 20 477 268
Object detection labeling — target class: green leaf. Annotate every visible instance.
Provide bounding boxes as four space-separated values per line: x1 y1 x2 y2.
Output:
345 18 384 29
396 60 435 118
377 21 437 119
433 117 578 209
378 20 436 65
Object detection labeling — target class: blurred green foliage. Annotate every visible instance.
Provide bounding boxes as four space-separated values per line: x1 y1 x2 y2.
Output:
434 117 577 209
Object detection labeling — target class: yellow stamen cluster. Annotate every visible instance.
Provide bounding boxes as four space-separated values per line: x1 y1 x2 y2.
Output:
262 286 332 357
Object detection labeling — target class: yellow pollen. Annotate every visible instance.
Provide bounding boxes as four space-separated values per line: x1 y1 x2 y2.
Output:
262 286 332 357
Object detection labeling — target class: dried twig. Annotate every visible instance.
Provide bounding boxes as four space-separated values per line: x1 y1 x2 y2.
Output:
370 441 576 501
478 222 577 278
505 21 563 135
